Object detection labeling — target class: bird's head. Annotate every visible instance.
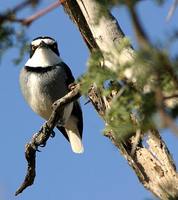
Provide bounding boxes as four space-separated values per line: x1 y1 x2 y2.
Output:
25 36 62 67
30 36 60 58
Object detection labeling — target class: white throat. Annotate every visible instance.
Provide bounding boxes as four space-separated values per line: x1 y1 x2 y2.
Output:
25 47 63 67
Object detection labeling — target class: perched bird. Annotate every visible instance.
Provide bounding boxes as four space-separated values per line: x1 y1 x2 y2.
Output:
19 36 84 153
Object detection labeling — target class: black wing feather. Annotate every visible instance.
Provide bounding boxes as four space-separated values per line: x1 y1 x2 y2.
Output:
57 126 70 141
71 101 83 138
61 62 75 86
57 62 83 141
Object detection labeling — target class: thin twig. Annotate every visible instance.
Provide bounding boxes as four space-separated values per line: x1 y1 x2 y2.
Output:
0 0 65 26
11 0 39 13
15 83 81 196
166 0 178 21
22 0 65 25
0 0 39 25
164 94 178 100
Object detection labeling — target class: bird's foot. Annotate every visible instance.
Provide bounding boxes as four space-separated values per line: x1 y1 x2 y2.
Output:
84 99 91 105
68 82 77 90
50 130 55 138
39 142 46 148
31 143 41 152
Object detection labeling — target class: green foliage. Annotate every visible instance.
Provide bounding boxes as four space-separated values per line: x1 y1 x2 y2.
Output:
13 28 29 65
0 24 14 59
80 50 117 95
0 0 40 64
0 23 28 64
81 35 178 141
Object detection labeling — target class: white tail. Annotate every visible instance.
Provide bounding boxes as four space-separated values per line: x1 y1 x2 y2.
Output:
65 116 84 154
67 130 84 153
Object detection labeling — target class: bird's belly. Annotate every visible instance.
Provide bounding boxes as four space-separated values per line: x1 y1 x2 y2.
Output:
26 72 73 121
29 92 53 120
29 88 73 122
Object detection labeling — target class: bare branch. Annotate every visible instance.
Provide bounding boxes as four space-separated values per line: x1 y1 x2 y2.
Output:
11 0 39 13
164 94 178 100
0 0 65 26
166 0 178 21
22 0 65 26
0 0 39 25
15 83 81 196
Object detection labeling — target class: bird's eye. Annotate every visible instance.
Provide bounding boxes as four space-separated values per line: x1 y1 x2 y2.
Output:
32 45 36 51
53 44 57 48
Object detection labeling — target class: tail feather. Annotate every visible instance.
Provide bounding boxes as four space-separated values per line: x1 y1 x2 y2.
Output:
57 101 84 154
67 129 84 153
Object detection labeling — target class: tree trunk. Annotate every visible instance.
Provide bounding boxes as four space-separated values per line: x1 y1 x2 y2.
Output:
62 1 178 199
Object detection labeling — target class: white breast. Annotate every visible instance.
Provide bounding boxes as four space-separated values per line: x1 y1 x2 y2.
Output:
27 73 73 122
25 47 63 67
27 73 51 119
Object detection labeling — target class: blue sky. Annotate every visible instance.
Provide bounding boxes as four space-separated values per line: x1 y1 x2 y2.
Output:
0 1 178 200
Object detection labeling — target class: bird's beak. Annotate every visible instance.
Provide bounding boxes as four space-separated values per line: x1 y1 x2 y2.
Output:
38 41 48 48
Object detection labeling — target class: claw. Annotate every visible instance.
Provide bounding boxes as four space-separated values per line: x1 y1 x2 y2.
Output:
50 130 55 138
36 148 41 152
39 142 46 148
84 99 90 105
31 143 41 152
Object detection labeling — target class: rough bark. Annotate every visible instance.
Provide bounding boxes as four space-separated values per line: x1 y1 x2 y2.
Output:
62 1 178 199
